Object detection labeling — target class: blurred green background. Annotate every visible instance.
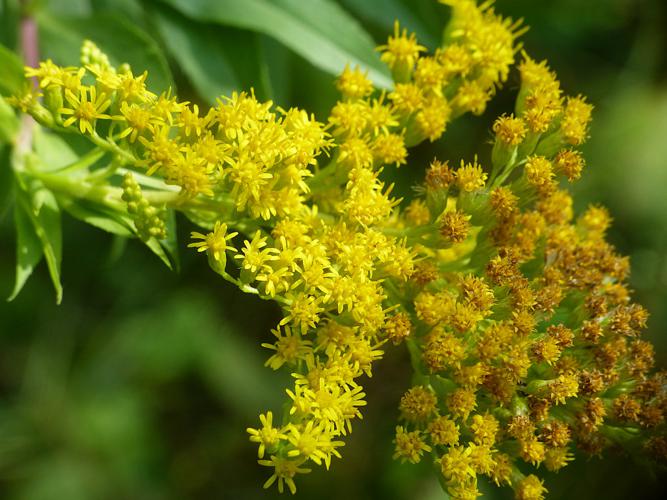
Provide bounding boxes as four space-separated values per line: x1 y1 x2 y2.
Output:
1 0 666 498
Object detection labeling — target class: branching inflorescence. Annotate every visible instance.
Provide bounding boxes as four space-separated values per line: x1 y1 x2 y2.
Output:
8 0 666 498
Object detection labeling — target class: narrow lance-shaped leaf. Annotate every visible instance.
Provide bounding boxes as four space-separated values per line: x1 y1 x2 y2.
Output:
13 171 63 303
7 194 45 302
144 237 174 271
0 95 19 144
60 198 135 237
36 12 174 93
0 43 26 97
160 208 180 272
150 6 241 104
156 0 392 88
339 0 438 48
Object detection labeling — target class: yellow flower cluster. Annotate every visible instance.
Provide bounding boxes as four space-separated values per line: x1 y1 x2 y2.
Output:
12 1 666 498
18 51 329 217
388 21 665 500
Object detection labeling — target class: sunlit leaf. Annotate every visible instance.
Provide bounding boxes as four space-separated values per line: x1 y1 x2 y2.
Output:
7 192 44 302
0 43 26 97
37 12 174 93
60 198 135 237
0 95 19 145
151 6 241 103
13 171 63 303
156 0 392 88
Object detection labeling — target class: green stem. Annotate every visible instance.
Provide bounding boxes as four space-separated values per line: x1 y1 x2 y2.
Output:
405 337 424 377
307 156 340 192
217 268 291 306
30 169 126 211
89 132 137 164
51 147 106 174
29 166 236 218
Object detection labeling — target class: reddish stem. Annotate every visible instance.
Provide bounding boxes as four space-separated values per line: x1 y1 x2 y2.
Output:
17 0 39 152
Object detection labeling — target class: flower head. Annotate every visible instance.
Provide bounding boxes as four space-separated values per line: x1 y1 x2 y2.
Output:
188 221 238 269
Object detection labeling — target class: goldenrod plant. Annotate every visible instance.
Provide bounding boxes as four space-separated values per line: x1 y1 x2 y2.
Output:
1 0 665 498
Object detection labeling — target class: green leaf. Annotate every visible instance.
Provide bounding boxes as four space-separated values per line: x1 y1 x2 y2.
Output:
0 42 26 97
60 198 134 237
0 144 13 216
156 0 392 88
37 11 174 93
7 193 45 301
160 208 180 272
33 128 80 171
0 95 19 144
46 0 92 16
257 35 292 104
0 2 20 50
150 5 241 104
339 0 438 48
12 171 63 303
143 237 173 271
91 0 144 23
117 167 178 191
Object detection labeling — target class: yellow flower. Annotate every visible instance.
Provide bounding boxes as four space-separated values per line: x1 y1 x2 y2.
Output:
138 125 181 175
285 420 344 468
6 84 41 113
399 386 438 422
520 437 545 466
338 136 374 169
554 149 585 181
440 210 470 243
153 90 184 124
25 59 75 88
372 133 407 167
258 455 310 494
544 446 573 471
453 80 491 115
15 10 667 497
428 416 460 446
281 293 323 333
414 56 446 95
116 69 156 103
336 64 374 99
188 221 238 268
447 387 477 420
236 231 279 274
163 147 214 197
255 265 292 298
377 21 426 79
178 102 210 137
524 155 555 195
515 474 547 500
438 43 473 78
415 95 451 142
440 445 476 483
456 158 488 193
59 85 111 134
247 411 287 458
547 373 579 405
561 95 593 145
310 381 367 435
493 114 527 146
470 413 499 446
262 325 312 370
116 101 158 142
388 82 424 115
393 426 432 464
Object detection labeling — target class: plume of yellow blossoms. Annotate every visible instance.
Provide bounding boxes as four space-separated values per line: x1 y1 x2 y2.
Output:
10 1 666 498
